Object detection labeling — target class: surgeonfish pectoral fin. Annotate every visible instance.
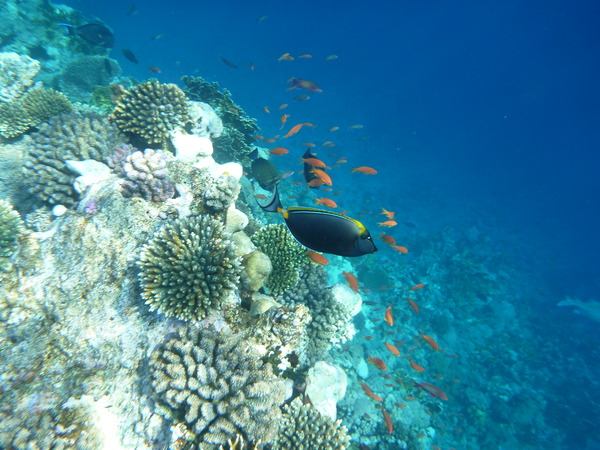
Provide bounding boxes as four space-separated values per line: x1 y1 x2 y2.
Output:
257 184 283 213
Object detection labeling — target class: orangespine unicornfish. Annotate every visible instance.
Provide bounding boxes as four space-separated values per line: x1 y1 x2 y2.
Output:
258 185 377 257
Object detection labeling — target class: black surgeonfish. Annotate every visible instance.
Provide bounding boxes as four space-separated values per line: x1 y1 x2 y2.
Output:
303 149 323 188
258 185 377 257
59 23 115 48
251 158 281 190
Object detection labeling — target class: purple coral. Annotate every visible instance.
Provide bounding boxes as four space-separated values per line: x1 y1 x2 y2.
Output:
119 149 175 202
106 143 136 169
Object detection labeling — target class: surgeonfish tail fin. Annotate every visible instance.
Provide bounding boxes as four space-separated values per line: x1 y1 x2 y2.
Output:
257 184 283 213
57 23 75 34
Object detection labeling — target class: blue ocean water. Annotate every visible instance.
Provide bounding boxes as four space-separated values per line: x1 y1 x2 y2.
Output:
30 0 600 447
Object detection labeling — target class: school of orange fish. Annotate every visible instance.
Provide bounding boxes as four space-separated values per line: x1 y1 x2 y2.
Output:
241 46 454 443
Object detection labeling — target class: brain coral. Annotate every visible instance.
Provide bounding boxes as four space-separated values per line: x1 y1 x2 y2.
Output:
23 113 122 205
150 327 291 447
0 87 72 138
0 199 24 271
251 224 308 295
110 79 192 147
276 398 351 449
138 216 241 321
0 52 40 103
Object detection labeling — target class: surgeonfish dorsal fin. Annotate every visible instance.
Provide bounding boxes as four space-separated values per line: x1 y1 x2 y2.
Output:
257 184 283 213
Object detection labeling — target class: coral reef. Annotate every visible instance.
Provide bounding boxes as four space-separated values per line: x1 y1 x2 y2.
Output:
57 55 121 102
0 87 72 138
280 266 360 361
138 216 242 321
181 75 258 163
116 148 176 202
0 52 40 103
110 79 192 147
23 112 122 205
251 224 308 294
0 199 23 272
202 174 241 213
149 327 292 447
276 398 351 449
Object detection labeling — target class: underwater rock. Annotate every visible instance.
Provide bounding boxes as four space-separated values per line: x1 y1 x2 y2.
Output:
171 130 213 163
305 361 347 421
225 206 249 234
0 52 41 103
249 292 280 316
188 100 223 139
242 250 272 292
65 159 112 195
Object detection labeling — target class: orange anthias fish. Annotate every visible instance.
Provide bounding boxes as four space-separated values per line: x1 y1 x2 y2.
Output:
367 356 387 372
270 147 289 155
413 381 448 400
407 298 419 314
299 53 312 58
315 198 338 208
382 408 393 434
328 126 340 132
420 334 440 351
359 382 383 402
283 123 304 138
312 168 332 186
307 251 329 265
409 359 425 372
342 271 359 293
393 245 409 254
307 179 324 188
279 113 290 129
384 305 393 326
325 54 339 61
378 221 397 228
301 157 327 168
381 235 396 246
278 103 288 110
263 106 271 114
322 141 335 147
352 166 378 175
381 208 395 220
409 283 425 291
384 342 401 357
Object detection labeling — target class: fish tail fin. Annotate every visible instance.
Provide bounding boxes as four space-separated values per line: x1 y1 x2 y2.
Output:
257 184 283 213
57 23 75 35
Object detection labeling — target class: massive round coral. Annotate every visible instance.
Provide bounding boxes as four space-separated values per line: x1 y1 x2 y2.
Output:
138 216 241 321
149 327 291 447
110 79 192 147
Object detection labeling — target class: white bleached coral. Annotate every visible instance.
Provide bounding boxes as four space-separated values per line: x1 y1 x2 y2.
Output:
0 52 40 103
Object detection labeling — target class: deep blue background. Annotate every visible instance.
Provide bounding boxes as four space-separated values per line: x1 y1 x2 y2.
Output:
64 0 600 300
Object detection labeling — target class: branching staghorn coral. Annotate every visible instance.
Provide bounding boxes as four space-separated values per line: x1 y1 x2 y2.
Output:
138 216 241 321
149 327 291 447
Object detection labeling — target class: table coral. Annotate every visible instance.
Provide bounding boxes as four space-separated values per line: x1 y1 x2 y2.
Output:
149 327 292 447
110 79 192 147
0 87 72 138
23 112 122 205
0 52 40 103
138 215 241 321
251 224 309 294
